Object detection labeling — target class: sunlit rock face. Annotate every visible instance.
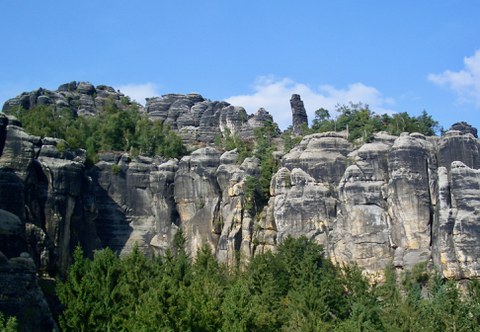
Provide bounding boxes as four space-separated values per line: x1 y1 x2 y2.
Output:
386 133 436 269
174 147 223 255
434 163 480 279
3 86 480 290
145 94 277 148
330 137 394 275
270 130 480 280
7 86 480 329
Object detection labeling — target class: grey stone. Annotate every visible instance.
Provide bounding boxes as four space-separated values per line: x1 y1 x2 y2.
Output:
290 94 308 134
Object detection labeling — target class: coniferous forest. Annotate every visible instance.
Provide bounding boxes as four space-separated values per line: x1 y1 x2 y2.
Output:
51 235 480 332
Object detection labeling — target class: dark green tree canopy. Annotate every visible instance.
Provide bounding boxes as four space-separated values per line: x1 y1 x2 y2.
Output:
311 103 440 142
56 236 480 332
5 102 187 164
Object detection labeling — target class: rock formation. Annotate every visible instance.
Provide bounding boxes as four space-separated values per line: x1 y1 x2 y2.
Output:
290 94 308 134
3 85 480 327
145 94 276 148
2 81 137 117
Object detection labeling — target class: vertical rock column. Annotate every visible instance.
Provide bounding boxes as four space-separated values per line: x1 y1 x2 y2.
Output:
387 133 435 268
290 94 308 135
174 148 223 256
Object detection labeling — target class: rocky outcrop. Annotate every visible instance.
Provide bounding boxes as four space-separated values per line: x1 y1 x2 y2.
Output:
260 130 480 280
386 133 436 269
3 84 280 150
438 130 480 170
330 136 394 274
290 94 308 134
1 129 98 275
0 210 27 259
145 94 277 147
434 162 480 279
2 82 138 117
4 86 480 326
90 153 179 257
4 95 480 281
282 132 352 184
0 205 57 331
174 147 223 255
450 121 478 138
0 253 58 332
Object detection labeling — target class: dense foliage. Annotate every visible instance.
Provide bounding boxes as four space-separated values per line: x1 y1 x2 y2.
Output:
57 236 480 332
0 313 17 332
308 103 439 143
5 101 187 164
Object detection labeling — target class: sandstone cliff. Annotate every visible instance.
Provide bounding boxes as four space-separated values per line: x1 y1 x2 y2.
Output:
2 85 480 328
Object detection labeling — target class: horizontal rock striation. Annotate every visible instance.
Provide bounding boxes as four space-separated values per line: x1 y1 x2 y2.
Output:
2 81 137 117
3 87 480 325
145 94 277 147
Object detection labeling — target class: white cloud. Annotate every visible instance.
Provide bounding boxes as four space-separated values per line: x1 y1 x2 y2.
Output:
225 76 395 129
428 49 480 107
115 83 160 105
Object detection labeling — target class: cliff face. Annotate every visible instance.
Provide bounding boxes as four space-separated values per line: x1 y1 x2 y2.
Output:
84 129 480 280
3 85 480 327
145 94 276 147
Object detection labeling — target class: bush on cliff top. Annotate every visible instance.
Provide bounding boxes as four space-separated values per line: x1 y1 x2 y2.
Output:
5 101 187 163
310 103 440 142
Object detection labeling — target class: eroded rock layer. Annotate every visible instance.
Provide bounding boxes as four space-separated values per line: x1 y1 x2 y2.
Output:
3 86 480 327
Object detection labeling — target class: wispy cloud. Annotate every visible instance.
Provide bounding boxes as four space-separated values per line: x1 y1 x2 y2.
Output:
115 83 160 105
428 49 480 108
225 76 395 129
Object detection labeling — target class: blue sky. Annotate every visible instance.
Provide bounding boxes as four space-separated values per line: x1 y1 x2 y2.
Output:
1 1 479 131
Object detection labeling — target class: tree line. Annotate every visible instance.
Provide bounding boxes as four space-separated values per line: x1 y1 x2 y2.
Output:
53 234 480 332
5 100 187 164
290 103 440 144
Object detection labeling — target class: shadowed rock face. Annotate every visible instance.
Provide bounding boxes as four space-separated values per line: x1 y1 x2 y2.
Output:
0 253 58 332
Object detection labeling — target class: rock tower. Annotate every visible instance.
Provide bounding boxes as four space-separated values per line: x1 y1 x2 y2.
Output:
290 94 308 134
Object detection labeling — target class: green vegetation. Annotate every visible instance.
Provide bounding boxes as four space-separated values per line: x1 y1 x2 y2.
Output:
5 101 187 164
287 103 440 145
249 121 279 212
0 313 17 332
57 235 480 332
219 128 251 163
215 122 280 215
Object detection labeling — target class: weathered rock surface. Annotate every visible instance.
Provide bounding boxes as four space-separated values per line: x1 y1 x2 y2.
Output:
90 153 179 257
434 162 480 279
450 121 478 138
282 132 352 184
0 209 27 258
330 137 394 274
2 81 138 117
3 87 480 326
438 130 480 170
290 94 308 134
3 92 480 281
146 94 277 147
174 147 223 255
0 253 58 332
